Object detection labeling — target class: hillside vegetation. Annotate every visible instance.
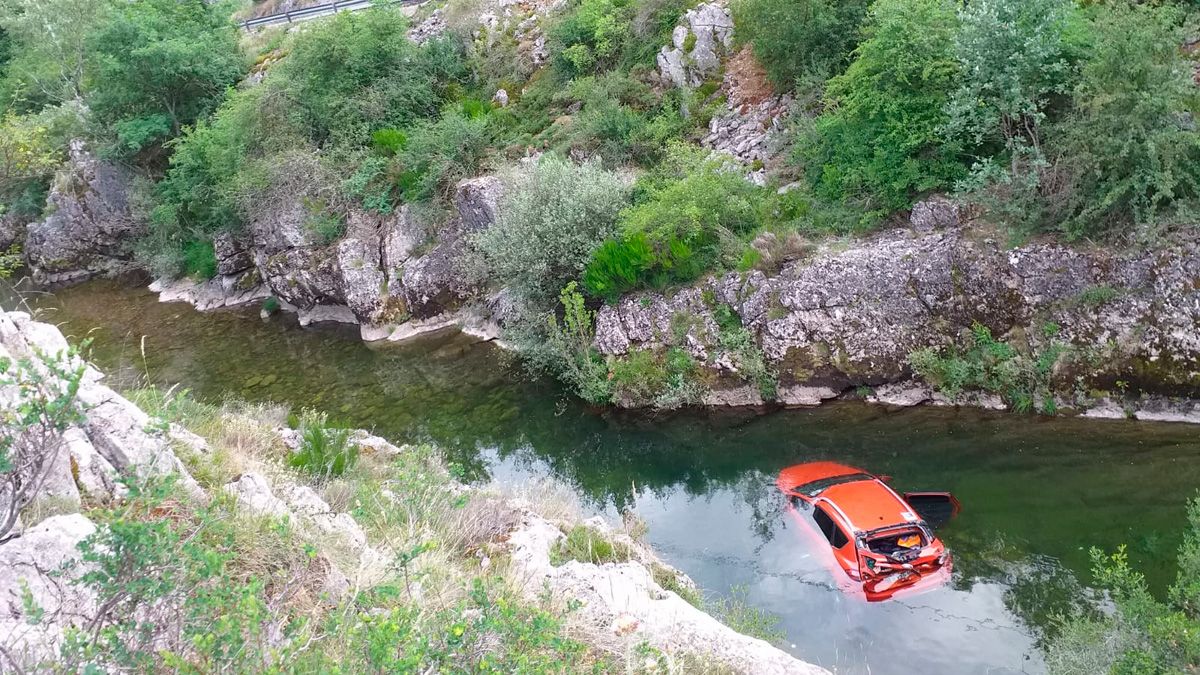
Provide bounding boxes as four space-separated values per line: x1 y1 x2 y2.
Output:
0 0 1197 406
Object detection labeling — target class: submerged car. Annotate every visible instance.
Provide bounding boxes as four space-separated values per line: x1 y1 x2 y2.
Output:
777 461 959 602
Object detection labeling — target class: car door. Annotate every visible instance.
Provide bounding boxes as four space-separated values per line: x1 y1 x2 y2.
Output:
903 492 961 529
813 503 857 575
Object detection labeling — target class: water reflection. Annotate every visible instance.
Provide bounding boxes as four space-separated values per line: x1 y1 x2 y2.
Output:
15 279 1200 674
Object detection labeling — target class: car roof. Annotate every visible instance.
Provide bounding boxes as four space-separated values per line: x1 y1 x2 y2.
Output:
777 461 865 492
818 479 915 533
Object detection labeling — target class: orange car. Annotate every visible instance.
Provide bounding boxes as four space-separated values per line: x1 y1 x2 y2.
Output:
778 461 959 602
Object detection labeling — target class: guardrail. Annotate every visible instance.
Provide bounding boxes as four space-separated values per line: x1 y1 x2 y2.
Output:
239 0 416 30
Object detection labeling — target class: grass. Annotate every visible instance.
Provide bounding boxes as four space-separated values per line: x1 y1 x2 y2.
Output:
549 524 634 566
705 585 785 644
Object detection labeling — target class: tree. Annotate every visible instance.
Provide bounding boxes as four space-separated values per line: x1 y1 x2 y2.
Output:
85 0 244 157
0 0 108 110
944 0 1075 162
473 155 629 306
801 0 963 216
1048 2 1200 237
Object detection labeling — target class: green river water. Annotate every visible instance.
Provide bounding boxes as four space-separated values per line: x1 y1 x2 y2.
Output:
13 279 1200 674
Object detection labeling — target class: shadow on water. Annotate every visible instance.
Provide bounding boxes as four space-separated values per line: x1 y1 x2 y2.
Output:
13 279 1200 674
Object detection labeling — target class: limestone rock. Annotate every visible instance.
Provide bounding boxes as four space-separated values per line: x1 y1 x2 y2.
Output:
910 196 961 231
454 176 505 233
507 512 827 674
24 140 142 284
656 2 734 88
0 514 98 668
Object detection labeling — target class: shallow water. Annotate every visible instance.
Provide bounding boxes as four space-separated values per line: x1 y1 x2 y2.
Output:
16 279 1200 674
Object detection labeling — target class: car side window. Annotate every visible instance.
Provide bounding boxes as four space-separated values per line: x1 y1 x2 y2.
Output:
813 505 849 548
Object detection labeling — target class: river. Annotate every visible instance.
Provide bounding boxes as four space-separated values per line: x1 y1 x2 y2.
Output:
15 279 1200 674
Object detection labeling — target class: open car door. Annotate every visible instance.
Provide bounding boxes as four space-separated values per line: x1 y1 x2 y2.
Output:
904 492 960 529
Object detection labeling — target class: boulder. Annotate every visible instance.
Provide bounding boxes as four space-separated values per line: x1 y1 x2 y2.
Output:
909 196 961 231
24 140 142 284
0 514 98 668
454 176 505 233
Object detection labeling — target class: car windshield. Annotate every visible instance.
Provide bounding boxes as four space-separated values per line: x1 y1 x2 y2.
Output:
794 473 874 497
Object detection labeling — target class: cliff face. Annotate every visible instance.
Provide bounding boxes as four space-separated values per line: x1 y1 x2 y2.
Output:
593 218 1200 415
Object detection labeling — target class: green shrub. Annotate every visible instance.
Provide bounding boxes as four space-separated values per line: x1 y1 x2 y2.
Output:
289 415 357 479
474 155 628 306
732 0 870 90
610 346 701 408
302 197 346 245
536 282 613 404
801 0 963 215
908 322 1066 413
181 239 218 279
1047 1 1200 237
1044 494 1200 673
371 128 408 156
549 524 632 565
705 585 785 644
582 146 770 300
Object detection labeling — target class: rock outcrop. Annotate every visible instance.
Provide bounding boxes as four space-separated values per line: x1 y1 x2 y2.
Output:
508 511 828 674
594 224 1200 413
656 2 735 88
24 141 143 285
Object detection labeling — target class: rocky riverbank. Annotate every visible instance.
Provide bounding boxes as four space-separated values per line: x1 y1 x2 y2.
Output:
0 310 824 673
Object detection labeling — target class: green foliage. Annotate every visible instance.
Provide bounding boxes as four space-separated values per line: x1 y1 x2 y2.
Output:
583 146 770 300
1076 284 1120 308
538 282 613 404
549 0 632 77
908 322 1066 413
289 413 357 480
705 585 785 644
609 346 702 408
86 0 245 157
714 304 776 400
732 0 870 90
944 0 1075 154
802 0 963 216
390 110 491 203
302 196 347 244
276 10 469 148
181 239 217 279
371 128 408 156
0 0 107 109
1045 494 1200 674
474 155 628 306
549 525 632 565
1047 2 1200 237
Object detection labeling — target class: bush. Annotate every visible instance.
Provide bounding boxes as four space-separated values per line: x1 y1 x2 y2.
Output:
714 304 776 400
732 0 870 90
801 0 963 215
474 155 628 306
1046 2 1200 237
274 10 470 147
908 322 1066 413
609 346 702 408
535 282 613 404
582 146 770 300
549 524 632 565
181 239 217 279
289 413 357 480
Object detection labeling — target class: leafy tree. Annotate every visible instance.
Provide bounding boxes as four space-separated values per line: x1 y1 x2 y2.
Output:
944 0 1075 161
733 0 870 91
86 0 244 157
801 0 963 217
1047 1 1200 237
0 0 108 110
